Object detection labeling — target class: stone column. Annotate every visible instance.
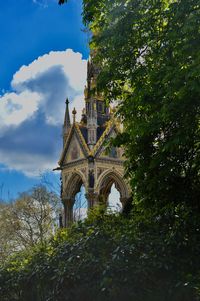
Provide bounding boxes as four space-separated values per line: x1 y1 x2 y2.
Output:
86 190 99 208
63 198 74 227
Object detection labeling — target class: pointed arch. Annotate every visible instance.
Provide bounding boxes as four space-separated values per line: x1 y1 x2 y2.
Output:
63 171 88 226
64 171 86 201
97 169 130 203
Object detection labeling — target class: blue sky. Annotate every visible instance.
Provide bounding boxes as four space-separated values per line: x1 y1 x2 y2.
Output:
0 0 89 200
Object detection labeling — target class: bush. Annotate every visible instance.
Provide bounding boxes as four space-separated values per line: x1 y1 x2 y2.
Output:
0 204 200 301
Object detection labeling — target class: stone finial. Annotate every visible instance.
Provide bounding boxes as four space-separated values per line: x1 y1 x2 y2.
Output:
72 107 77 123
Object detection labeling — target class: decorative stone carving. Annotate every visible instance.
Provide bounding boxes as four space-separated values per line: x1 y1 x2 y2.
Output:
97 167 103 178
58 58 131 227
81 168 87 177
65 174 69 183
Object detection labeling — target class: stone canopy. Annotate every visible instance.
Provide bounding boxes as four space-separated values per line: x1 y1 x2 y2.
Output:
58 58 131 227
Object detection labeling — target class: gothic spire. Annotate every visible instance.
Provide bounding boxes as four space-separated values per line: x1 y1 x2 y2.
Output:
64 98 71 128
63 98 71 144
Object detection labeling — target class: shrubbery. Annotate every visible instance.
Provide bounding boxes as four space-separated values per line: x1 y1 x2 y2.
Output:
0 204 200 301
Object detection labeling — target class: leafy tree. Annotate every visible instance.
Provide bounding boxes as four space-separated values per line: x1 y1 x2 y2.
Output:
0 202 18 262
0 209 200 301
58 0 200 211
0 186 60 261
79 0 200 211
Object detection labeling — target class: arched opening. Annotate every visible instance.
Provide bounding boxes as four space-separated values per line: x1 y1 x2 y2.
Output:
98 171 129 211
64 172 88 225
73 185 88 221
107 183 122 212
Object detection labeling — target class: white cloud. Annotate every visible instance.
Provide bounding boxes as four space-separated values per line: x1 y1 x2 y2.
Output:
0 150 54 177
12 49 86 92
0 91 41 128
0 49 87 130
0 49 87 176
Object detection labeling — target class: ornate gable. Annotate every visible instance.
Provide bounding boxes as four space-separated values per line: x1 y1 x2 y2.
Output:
92 121 116 157
64 133 85 163
93 122 124 160
59 123 90 165
90 120 114 157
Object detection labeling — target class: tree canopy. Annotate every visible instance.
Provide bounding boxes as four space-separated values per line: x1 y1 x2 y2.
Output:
1 208 200 301
0 1 199 300
0 186 59 263
81 0 200 211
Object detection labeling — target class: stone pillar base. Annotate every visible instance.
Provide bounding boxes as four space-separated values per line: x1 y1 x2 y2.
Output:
63 198 74 227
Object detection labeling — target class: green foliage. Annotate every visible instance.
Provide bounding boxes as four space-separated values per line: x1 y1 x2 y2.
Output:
0 207 200 301
10 1 199 300
0 186 60 263
82 0 200 210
